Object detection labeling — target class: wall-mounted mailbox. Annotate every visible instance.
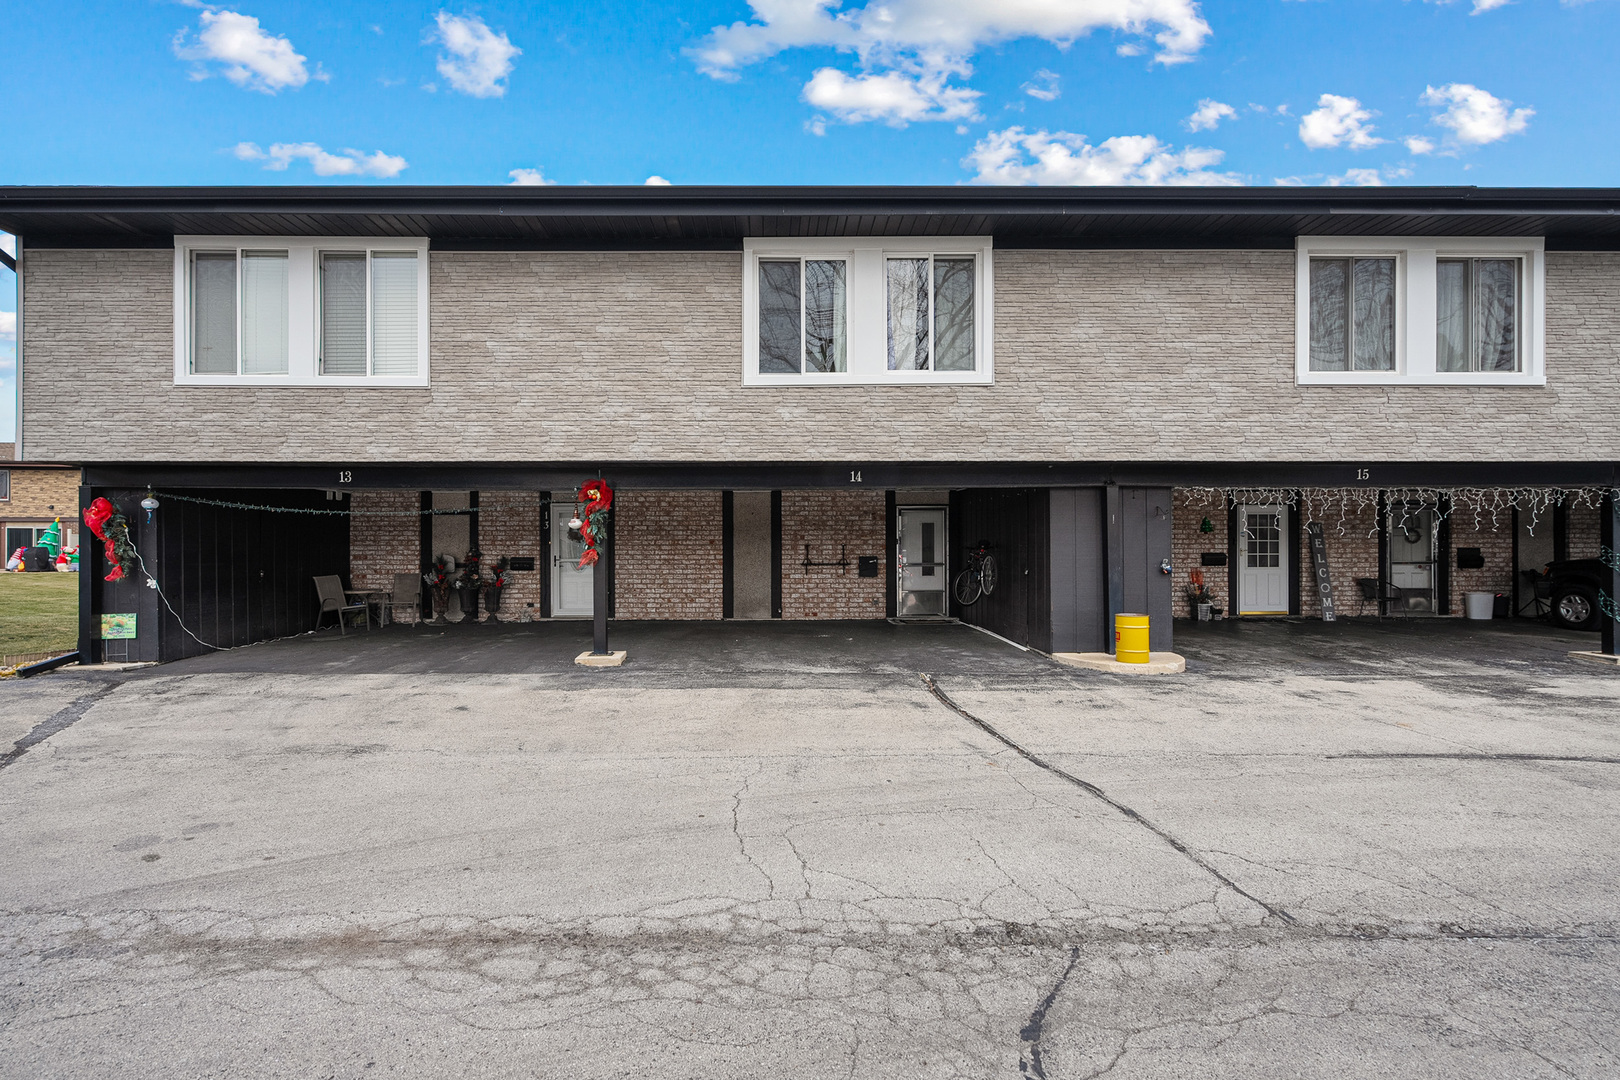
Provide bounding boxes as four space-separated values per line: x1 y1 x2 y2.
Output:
1200 552 1228 566
1456 547 1485 570
507 557 536 571
857 556 880 578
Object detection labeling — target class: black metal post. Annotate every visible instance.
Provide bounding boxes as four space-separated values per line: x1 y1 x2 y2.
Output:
1602 491 1616 657
592 510 610 655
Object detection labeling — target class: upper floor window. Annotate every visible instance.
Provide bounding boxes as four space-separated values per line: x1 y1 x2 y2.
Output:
174 236 429 387
744 238 993 386
0 470 9 501
1296 236 1543 386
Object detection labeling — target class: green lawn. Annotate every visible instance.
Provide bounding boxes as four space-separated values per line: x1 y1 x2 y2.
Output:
0 573 80 659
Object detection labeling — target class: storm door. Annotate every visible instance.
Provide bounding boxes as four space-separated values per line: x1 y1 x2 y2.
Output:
1387 503 1436 613
897 507 948 618
1238 505 1290 615
550 503 594 618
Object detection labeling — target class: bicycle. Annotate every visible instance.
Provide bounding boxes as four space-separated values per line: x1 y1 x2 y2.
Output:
953 542 999 606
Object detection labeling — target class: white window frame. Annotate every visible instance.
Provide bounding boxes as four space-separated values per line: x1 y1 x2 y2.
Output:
173 235 430 387
743 236 994 386
1296 235 1544 386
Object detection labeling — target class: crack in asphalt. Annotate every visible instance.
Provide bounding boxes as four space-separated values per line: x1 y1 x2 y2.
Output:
920 674 1297 927
1019 945 1080 1079
0 683 120 773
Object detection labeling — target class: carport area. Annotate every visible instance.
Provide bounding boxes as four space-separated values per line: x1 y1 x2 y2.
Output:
2 618 1617 1078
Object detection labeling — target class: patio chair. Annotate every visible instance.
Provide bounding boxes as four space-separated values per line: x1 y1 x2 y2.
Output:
385 572 424 625
1517 569 1552 619
1354 577 1405 616
314 575 369 634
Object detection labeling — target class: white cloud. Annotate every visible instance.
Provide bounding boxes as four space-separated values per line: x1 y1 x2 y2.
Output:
175 10 311 93
965 126 1243 186
0 234 13 259
1274 168 1387 187
1184 98 1236 132
1420 82 1533 146
508 168 554 186
234 142 408 178
0 312 13 343
1405 135 1437 155
1022 69 1060 101
1472 0 1512 10
644 175 673 186
1298 93 1383 150
431 12 520 98
802 66 980 125
692 0 1212 78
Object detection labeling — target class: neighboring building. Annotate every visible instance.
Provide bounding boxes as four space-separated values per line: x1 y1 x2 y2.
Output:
0 442 79 562
0 186 1615 663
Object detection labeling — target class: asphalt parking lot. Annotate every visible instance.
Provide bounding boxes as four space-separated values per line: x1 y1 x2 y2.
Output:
1 617 1617 1079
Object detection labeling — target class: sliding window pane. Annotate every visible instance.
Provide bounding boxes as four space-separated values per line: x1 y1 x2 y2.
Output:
240 251 289 375
1475 258 1518 372
1352 257 1396 371
1308 258 1349 371
320 253 368 375
803 259 846 373
1436 259 1469 372
758 260 801 374
933 257 975 372
887 258 930 370
191 252 237 374
370 252 419 376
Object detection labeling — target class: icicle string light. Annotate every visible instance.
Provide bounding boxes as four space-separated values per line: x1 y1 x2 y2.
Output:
1176 486 1616 539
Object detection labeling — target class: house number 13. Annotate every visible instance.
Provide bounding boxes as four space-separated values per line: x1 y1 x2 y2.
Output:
338 471 353 484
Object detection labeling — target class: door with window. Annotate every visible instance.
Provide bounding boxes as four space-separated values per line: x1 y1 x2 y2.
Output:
1387 504 1436 613
551 504 594 618
1238 505 1290 615
897 507 947 618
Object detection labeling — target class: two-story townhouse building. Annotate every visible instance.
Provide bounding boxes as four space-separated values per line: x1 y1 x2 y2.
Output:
1 186 1616 665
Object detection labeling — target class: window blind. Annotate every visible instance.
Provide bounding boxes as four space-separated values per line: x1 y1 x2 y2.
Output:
192 252 237 374
370 252 419 377
240 251 289 375
321 253 368 375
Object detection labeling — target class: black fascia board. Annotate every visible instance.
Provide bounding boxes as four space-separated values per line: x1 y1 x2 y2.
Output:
4 184 1620 247
81 459 1620 493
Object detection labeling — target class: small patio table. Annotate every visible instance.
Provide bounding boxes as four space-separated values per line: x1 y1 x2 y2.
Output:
344 589 393 628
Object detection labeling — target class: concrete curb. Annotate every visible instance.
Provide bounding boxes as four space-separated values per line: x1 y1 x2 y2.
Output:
1052 651 1186 675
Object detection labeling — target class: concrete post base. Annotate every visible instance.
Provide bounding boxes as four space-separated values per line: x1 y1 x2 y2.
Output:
1568 650 1620 668
575 650 628 667
1052 651 1186 675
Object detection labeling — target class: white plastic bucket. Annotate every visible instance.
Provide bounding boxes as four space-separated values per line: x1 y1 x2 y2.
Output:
1464 591 1495 620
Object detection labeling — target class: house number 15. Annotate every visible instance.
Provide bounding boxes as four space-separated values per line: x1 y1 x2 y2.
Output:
1355 468 1370 481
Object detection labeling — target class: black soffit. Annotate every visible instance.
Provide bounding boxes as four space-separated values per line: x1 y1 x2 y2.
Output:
2 185 1620 249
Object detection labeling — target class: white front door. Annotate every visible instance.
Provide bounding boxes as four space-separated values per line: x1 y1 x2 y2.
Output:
1238 505 1289 615
551 504 594 618
897 507 948 617
1388 504 1435 613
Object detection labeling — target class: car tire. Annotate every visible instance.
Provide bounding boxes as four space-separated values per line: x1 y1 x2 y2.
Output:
1550 584 1601 632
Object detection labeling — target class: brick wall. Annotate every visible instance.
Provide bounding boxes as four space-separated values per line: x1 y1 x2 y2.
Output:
1297 501 1382 618
614 490 724 620
781 490 886 620
1171 492 1229 616
477 492 544 620
1567 498 1602 559
348 490 421 622
2 466 79 523
22 249 1620 465
1447 494 1516 612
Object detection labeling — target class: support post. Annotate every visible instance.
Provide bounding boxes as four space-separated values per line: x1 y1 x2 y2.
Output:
1104 483 1123 654
592 510 610 655
1603 490 1617 657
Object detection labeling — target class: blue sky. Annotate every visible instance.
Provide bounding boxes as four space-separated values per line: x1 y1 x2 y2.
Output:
3 0 1618 438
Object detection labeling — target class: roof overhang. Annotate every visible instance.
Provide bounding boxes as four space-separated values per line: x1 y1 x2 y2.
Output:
2 185 1619 250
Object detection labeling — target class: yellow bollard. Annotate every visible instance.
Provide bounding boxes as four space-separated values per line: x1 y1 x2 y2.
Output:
1115 613 1150 664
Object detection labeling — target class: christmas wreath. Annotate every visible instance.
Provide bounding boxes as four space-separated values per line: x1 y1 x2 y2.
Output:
568 480 613 569
82 497 137 582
